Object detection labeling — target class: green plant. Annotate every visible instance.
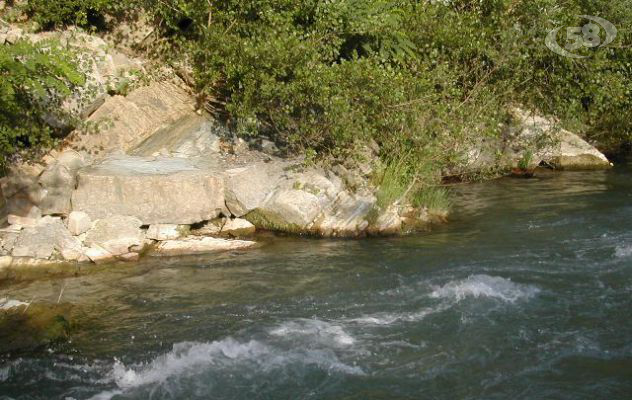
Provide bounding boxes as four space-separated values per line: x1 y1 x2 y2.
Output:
0 39 84 167
412 186 452 214
517 150 534 170
25 0 138 30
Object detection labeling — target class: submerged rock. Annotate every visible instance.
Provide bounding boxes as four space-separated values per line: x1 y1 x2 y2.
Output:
154 237 257 256
0 301 74 353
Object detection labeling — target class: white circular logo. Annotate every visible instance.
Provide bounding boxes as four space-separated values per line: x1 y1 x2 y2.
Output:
545 15 617 59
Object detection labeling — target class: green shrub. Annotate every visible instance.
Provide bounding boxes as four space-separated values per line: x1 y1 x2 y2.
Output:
25 0 135 30
8 0 632 204
0 39 84 166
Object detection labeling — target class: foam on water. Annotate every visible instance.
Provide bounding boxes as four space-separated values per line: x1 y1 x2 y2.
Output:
269 319 355 346
347 307 440 326
93 335 363 399
614 244 632 258
429 275 540 303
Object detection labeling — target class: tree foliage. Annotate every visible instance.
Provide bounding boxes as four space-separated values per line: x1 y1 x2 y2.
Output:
0 39 84 166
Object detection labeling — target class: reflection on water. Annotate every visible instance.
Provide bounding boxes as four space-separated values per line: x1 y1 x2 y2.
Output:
1 165 632 399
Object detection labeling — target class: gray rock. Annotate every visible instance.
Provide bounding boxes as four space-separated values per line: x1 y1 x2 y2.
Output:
64 81 195 157
146 224 187 241
507 108 610 170
84 245 115 264
72 156 226 225
84 215 145 257
221 218 256 237
224 162 287 217
38 164 75 215
12 217 82 260
154 237 256 256
67 211 92 236
1 163 46 219
0 227 19 256
368 206 402 236
247 189 321 232
131 114 223 158
315 191 374 237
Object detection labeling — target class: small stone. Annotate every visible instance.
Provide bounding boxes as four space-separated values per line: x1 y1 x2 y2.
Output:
85 246 115 264
67 211 92 236
154 237 256 256
146 224 187 241
221 218 255 237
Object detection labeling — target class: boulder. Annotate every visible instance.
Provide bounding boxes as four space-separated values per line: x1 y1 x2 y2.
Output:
154 237 256 256
223 162 288 217
368 206 402 236
130 114 223 158
221 218 256 237
67 211 92 236
12 217 82 260
84 215 145 257
246 189 322 232
146 224 188 241
72 156 226 225
0 163 45 219
64 81 195 157
315 191 374 237
556 132 611 169
38 151 89 216
508 108 610 170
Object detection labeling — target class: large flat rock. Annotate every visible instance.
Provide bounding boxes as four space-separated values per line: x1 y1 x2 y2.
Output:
71 156 225 225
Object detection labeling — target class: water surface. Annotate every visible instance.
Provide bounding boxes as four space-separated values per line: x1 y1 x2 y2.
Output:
1 166 631 399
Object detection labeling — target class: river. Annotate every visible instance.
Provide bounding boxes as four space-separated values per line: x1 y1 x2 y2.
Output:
1 165 631 399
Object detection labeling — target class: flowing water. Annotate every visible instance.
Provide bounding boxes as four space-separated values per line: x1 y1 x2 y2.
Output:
1 166 632 399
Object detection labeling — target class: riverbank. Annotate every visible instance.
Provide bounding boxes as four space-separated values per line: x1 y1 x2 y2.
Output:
0 21 616 267
1 164 630 398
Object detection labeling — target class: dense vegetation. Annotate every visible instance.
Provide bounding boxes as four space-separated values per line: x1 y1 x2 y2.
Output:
2 0 631 208
0 38 83 167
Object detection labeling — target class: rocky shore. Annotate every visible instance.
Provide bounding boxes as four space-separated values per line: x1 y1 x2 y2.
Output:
0 28 612 268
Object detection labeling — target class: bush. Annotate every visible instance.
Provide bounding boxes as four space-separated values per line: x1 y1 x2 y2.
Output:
25 0 135 30
9 0 632 207
0 39 84 167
